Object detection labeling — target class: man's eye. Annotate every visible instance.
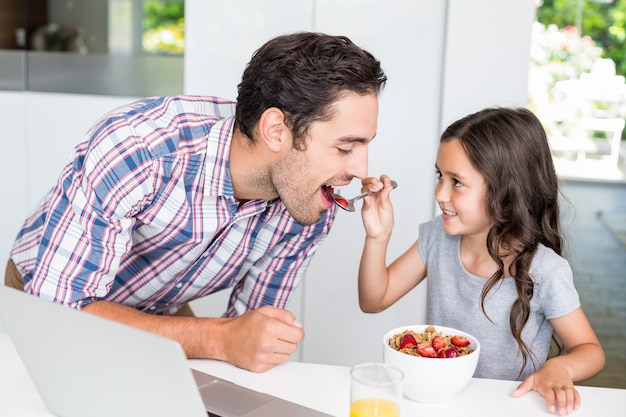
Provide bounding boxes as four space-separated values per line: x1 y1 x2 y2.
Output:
338 148 353 155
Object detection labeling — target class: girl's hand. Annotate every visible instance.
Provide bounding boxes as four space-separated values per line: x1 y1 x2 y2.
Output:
512 361 580 415
359 175 395 240
514 308 604 414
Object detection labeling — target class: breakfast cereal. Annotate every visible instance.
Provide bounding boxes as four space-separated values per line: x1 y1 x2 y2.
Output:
389 325 474 358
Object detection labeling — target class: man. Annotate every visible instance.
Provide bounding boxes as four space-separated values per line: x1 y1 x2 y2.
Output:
5 32 387 372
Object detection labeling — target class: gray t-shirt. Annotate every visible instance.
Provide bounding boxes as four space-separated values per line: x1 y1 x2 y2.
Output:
418 216 580 381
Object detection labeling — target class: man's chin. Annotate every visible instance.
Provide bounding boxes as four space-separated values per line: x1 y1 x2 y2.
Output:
292 214 322 226
281 193 332 225
288 208 325 226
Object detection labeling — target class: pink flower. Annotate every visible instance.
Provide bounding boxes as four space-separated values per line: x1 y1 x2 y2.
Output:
564 25 578 34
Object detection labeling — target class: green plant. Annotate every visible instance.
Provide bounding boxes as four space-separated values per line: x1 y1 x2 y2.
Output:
536 0 626 77
142 1 184 55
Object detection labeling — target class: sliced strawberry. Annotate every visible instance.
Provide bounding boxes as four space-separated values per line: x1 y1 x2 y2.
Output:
416 346 437 358
437 349 447 358
399 333 417 349
445 348 460 358
334 196 349 208
451 336 470 347
431 335 445 352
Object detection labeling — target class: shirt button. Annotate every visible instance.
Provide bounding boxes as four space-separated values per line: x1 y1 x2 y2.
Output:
176 283 183 289
149 306 156 311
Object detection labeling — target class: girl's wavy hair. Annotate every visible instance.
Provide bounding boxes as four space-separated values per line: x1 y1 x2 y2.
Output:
441 107 563 378
235 32 387 150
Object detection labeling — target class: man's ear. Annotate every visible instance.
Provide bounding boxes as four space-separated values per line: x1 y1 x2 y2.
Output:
257 107 290 152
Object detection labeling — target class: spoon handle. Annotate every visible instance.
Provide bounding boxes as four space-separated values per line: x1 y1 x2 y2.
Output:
352 180 398 203
350 191 370 203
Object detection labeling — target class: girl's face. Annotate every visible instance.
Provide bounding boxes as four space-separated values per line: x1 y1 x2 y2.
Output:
434 138 491 239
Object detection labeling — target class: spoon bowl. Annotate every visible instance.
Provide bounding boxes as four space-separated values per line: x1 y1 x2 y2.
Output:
332 180 398 212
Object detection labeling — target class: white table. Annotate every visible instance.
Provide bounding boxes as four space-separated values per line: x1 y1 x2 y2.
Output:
1 333 624 416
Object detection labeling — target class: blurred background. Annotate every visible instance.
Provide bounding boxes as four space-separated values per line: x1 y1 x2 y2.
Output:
0 0 624 389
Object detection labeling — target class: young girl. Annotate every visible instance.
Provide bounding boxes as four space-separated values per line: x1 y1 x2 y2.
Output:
358 107 605 415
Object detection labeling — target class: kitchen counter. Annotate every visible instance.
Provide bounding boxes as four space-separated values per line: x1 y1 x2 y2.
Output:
1 332 624 416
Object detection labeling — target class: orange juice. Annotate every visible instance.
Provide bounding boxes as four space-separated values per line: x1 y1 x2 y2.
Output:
350 398 400 417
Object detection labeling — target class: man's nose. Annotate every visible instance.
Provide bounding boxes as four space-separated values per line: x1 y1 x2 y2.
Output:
347 148 369 180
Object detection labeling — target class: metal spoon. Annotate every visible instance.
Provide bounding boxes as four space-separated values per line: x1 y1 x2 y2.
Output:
332 180 398 212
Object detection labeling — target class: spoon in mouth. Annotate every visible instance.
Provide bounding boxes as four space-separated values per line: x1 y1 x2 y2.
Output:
332 180 398 212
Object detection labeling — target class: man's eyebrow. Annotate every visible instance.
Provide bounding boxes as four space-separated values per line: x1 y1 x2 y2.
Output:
336 133 377 144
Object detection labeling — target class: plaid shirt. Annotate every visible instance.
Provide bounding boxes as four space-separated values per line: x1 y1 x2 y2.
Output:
11 96 336 316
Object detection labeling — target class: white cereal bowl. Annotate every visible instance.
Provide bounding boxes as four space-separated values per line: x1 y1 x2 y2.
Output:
382 324 481 404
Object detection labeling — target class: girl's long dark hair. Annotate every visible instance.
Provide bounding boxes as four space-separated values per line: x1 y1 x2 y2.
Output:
441 107 563 377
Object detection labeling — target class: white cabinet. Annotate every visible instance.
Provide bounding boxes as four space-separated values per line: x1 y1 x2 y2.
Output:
0 92 28 262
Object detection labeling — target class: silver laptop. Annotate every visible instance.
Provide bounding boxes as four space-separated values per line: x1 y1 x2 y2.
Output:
0 284 332 417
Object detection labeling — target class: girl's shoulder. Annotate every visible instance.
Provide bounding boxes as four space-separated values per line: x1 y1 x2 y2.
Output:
418 215 444 237
419 215 445 245
530 244 575 292
418 215 460 259
531 244 580 317
531 244 571 274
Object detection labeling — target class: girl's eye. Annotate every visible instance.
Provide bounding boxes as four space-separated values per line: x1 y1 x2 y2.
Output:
435 170 462 187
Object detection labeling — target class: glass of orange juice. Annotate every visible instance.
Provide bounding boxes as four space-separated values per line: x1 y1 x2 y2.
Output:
350 363 403 417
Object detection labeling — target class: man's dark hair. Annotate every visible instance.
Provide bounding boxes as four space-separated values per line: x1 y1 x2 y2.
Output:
235 32 387 150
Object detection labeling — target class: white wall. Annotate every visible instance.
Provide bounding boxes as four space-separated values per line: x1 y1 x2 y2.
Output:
1 0 536 367
300 0 445 366
0 93 139 263
183 0 446 364
441 0 535 127
185 0 536 367
306 0 534 366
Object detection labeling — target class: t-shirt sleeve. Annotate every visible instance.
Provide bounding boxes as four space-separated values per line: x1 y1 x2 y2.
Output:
533 246 581 320
417 216 443 267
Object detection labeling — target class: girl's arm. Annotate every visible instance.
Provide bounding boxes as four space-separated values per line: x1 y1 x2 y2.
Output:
548 308 605 381
512 307 605 415
358 176 427 313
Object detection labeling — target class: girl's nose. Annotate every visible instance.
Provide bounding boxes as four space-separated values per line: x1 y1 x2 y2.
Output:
434 182 449 203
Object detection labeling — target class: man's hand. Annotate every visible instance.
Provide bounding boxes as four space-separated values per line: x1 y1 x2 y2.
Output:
219 306 305 372
83 301 304 373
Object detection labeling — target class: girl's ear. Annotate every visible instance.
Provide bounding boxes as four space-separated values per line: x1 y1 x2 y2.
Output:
257 107 291 153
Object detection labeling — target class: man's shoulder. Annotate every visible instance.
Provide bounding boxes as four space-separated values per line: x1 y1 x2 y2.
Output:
136 95 236 117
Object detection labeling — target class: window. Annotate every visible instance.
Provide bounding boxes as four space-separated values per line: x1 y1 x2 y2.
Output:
0 0 185 96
